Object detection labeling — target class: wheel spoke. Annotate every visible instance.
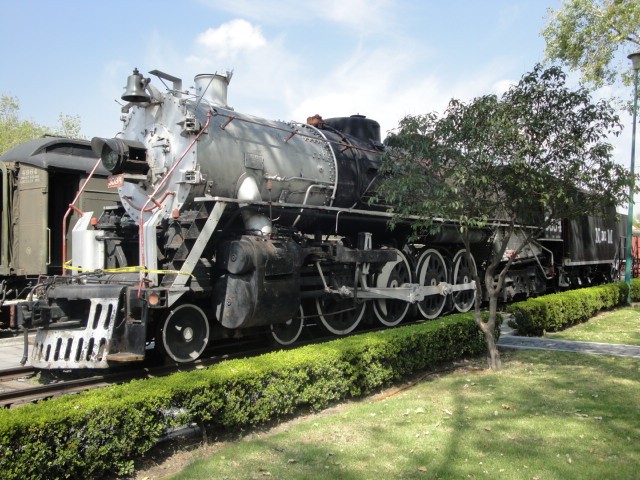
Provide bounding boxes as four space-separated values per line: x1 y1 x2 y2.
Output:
371 248 412 327
452 249 477 313
416 248 447 319
271 305 304 345
316 266 366 335
316 295 365 335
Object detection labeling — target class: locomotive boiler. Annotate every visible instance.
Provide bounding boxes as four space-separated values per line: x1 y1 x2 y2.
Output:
16 68 619 369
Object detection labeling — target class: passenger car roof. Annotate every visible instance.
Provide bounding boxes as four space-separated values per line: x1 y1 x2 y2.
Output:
0 136 111 176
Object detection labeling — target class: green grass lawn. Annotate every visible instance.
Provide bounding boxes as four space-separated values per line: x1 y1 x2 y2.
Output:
167 350 640 480
545 307 640 345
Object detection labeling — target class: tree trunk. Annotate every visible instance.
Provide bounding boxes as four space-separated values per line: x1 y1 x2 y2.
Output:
482 321 502 370
474 295 502 370
466 242 502 371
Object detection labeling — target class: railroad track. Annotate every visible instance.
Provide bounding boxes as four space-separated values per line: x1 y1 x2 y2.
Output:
0 340 275 409
0 368 139 408
0 365 37 382
0 318 412 409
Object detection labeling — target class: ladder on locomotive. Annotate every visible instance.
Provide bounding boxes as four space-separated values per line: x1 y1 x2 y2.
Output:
160 202 218 291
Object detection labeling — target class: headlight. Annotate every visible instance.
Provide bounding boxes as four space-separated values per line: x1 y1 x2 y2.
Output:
91 137 148 174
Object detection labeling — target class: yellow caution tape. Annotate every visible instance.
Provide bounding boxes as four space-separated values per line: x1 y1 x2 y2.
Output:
63 261 195 278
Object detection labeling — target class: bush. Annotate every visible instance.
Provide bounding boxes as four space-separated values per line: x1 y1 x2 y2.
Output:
0 313 488 480
630 278 640 302
507 281 632 336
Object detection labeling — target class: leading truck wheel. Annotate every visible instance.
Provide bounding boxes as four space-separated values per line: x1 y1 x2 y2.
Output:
158 304 210 363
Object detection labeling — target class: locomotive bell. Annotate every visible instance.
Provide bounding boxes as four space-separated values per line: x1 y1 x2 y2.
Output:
122 68 150 103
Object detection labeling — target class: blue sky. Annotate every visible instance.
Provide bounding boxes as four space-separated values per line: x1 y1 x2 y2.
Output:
1 0 636 168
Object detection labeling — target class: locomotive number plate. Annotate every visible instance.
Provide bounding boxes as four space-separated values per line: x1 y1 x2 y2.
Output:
107 174 124 189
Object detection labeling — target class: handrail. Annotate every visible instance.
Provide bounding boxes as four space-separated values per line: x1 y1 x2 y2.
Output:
0 162 10 272
61 158 103 275
138 110 212 291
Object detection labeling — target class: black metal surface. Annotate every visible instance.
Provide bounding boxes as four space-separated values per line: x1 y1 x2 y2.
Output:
0 137 110 175
215 236 302 329
323 115 381 143
334 244 397 264
564 209 621 263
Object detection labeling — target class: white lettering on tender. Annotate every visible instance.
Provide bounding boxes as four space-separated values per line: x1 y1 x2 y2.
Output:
594 227 613 244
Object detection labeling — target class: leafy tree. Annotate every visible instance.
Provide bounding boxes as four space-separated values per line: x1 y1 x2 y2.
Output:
0 94 83 154
376 65 632 370
542 0 640 90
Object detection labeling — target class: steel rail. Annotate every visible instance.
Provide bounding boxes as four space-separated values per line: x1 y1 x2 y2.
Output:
0 365 36 382
0 339 271 409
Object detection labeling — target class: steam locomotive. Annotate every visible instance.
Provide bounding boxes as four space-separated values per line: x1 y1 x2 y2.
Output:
16 69 624 369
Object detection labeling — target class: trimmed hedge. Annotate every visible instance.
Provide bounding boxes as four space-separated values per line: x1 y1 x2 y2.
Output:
507 281 638 336
631 278 640 302
0 313 489 480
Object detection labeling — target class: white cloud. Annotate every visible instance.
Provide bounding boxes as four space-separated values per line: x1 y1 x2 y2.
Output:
286 46 444 136
195 19 266 59
313 0 393 32
197 0 393 33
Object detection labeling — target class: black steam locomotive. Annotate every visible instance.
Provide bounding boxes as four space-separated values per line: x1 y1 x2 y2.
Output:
16 69 624 369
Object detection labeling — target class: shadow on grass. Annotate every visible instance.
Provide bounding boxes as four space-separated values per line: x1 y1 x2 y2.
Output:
422 351 640 479
166 350 639 479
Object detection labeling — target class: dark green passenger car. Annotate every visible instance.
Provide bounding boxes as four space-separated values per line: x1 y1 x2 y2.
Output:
0 136 117 329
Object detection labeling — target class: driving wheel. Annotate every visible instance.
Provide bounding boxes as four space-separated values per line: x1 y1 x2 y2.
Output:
451 249 477 313
416 248 448 319
271 305 305 346
371 248 412 326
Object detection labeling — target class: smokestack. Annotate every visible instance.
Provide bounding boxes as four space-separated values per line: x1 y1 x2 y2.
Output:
194 72 233 108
